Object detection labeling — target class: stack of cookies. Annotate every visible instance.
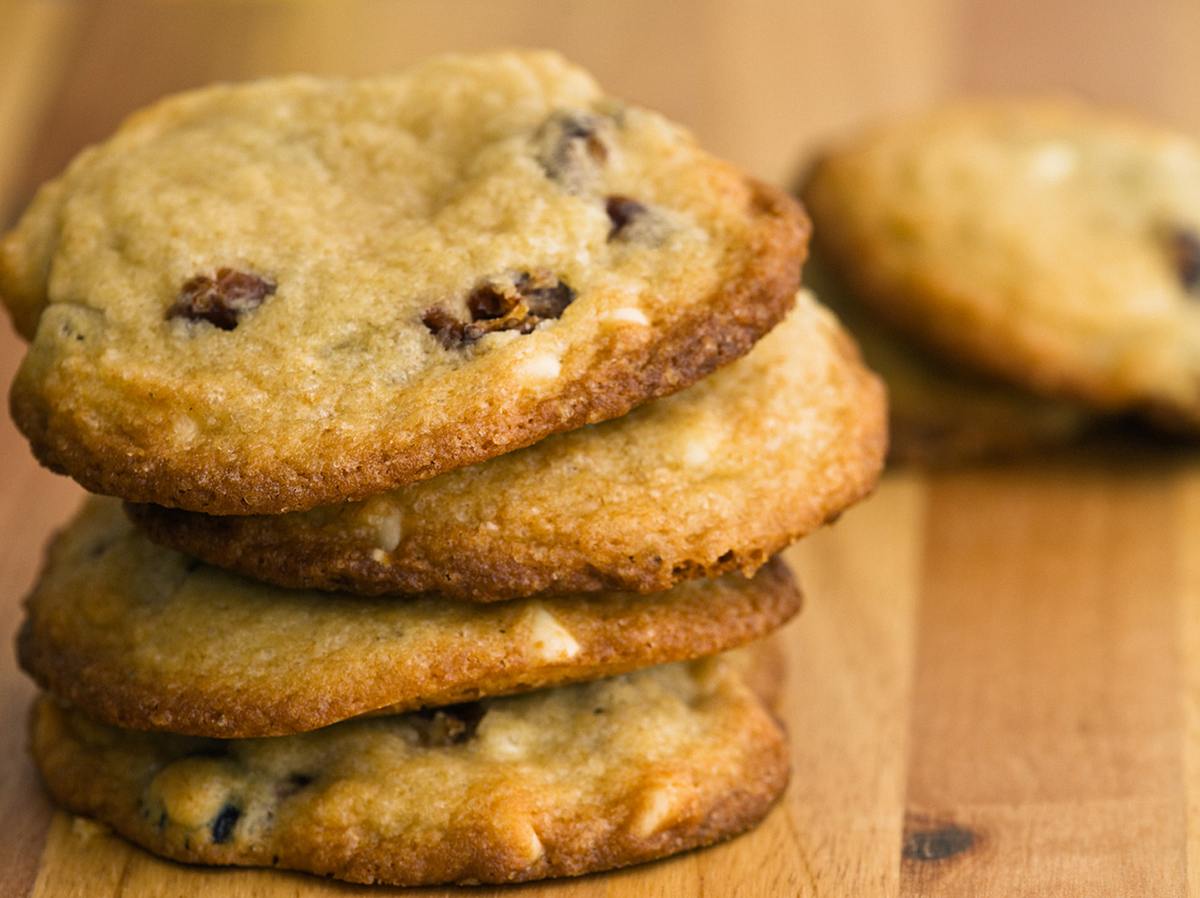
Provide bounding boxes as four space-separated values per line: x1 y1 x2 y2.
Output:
800 99 1200 463
1 52 885 886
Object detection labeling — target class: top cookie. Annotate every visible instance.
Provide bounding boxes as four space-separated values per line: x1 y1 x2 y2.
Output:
2 51 808 514
802 99 1200 430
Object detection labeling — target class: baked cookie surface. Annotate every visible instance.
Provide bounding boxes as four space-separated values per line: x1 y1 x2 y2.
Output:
803 99 1200 429
2 51 808 514
129 291 885 600
804 260 1093 464
19 497 800 737
31 654 789 886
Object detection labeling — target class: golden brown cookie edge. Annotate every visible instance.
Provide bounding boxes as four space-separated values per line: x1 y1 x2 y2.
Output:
10 179 809 514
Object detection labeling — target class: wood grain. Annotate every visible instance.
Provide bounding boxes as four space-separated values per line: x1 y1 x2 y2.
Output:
2 1 1199 896
903 458 1187 897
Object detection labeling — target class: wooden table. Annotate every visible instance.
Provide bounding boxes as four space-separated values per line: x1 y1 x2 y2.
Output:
2 1 1198 895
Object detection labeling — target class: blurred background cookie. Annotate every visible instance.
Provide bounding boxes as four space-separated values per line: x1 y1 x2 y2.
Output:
803 258 1095 464
802 98 1200 438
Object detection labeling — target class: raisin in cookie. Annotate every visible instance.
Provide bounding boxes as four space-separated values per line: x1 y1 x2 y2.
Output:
802 99 1200 430
19 497 800 737
1 51 808 515
31 653 788 886
804 259 1093 464
128 291 885 600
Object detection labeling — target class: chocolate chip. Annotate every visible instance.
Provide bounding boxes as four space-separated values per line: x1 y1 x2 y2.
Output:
535 112 609 190
1169 227 1200 292
466 284 520 321
168 268 276 330
515 271 576 319
605 195 647 241
210 803 241 844
422 272 576 349
411 702 486 747
276 772 315 800
421 307 467 349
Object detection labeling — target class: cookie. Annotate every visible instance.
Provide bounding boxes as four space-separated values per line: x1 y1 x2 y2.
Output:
802 98 1200 430
31 652 789 886
1 51 809 515
803 259 1093 464
128 291 885 601
19 497 800 737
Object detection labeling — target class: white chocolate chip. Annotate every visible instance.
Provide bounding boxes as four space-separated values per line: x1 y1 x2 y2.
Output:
360 497 403 554
525 606 580 661
678 415 721 467
148 760 232 829
515 822 545 865
631 783 681 836
1028 142 1077 182
477 712 532 760
484 731 525 759
682 440 711 467
515 352 561 381
172 415 200 445
372 508 403 552
603 307 649 326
